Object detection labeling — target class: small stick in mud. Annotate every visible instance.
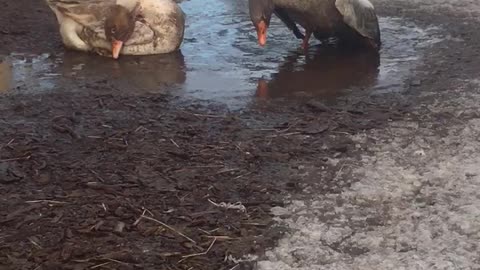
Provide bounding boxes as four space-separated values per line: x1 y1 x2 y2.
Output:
0 155 31 162
0 138 15 151
25 200 67 204
178 237 217 263
90 262 111 269
192 113 226 118
170 138 180 148
138 215 196 244
205 235 235 240
208 199 246 212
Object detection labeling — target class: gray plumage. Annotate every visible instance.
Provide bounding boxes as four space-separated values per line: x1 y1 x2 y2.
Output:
250 0 381 48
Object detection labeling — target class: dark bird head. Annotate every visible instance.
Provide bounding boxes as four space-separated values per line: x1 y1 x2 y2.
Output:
104 4 141 59
248 0 274 46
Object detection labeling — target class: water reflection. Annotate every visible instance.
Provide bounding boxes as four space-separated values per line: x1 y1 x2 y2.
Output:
255 46 380 99
0 56 12 93
1 0 441 109
59 50 187 94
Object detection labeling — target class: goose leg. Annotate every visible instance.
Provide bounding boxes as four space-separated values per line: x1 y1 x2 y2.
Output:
302 30 312 51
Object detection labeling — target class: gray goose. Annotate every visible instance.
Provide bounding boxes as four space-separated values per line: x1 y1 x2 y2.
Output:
248 0 381 50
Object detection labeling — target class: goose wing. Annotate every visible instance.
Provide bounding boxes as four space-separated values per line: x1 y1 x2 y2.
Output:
274 7 305 40
45 0 116 28
335 0 380 44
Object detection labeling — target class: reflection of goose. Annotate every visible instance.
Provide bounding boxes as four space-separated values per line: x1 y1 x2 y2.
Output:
256 46 380 98
59 50 186 94
0 57 12 93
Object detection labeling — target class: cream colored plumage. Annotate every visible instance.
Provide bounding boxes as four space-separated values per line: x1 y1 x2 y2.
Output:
45 0 185 57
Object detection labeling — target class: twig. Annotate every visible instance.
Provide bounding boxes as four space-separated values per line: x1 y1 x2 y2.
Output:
198 228 211 235
106 258 131 266
208 199 246 212
178 238 217 263
25 200 67 204
215 168 239 175
0 155 31 162
0 138 14 151
333 162 348 181
170 139 180 148
266 132 301 138
134 126 148 133
241 222 267 227
192 165 224 168
90 262 110 269
277 122 298 133
192 113 225 118
205 235 235 240
234 172 252 179
28 237 42 249
133 209 147 226
199 228 219 235
228 265 240 270
52 124 80 139
139 215 196 244
89 169 105 182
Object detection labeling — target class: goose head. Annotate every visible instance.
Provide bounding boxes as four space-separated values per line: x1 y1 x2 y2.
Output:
248 0 274 47
104 4 141 59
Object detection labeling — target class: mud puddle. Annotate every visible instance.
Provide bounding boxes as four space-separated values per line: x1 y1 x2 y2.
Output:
0 0 441 109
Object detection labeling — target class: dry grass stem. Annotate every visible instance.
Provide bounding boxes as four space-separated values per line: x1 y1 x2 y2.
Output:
25 200 67 204
140 215 196 244
192 113 225 118
0 155 31 162
178 237 217 263
208 199 246 212
170 139 180 148
90 262 111 269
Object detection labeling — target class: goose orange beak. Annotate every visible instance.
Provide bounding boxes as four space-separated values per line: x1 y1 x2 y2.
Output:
256 20 268 47
111 40 123 59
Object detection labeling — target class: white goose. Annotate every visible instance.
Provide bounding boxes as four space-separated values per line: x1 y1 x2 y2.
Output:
45 0 185 59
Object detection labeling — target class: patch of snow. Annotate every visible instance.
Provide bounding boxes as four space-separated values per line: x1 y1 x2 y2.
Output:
256 81 480 269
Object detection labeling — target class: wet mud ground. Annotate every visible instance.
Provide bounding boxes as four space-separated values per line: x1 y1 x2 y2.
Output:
1 0 480 269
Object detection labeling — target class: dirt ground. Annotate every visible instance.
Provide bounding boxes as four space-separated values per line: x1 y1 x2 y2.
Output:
1 0 480 269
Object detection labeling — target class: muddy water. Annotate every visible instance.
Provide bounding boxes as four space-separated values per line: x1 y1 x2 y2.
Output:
0 0 441 108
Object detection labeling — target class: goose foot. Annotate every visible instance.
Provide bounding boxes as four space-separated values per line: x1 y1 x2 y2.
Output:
301 30 312 51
